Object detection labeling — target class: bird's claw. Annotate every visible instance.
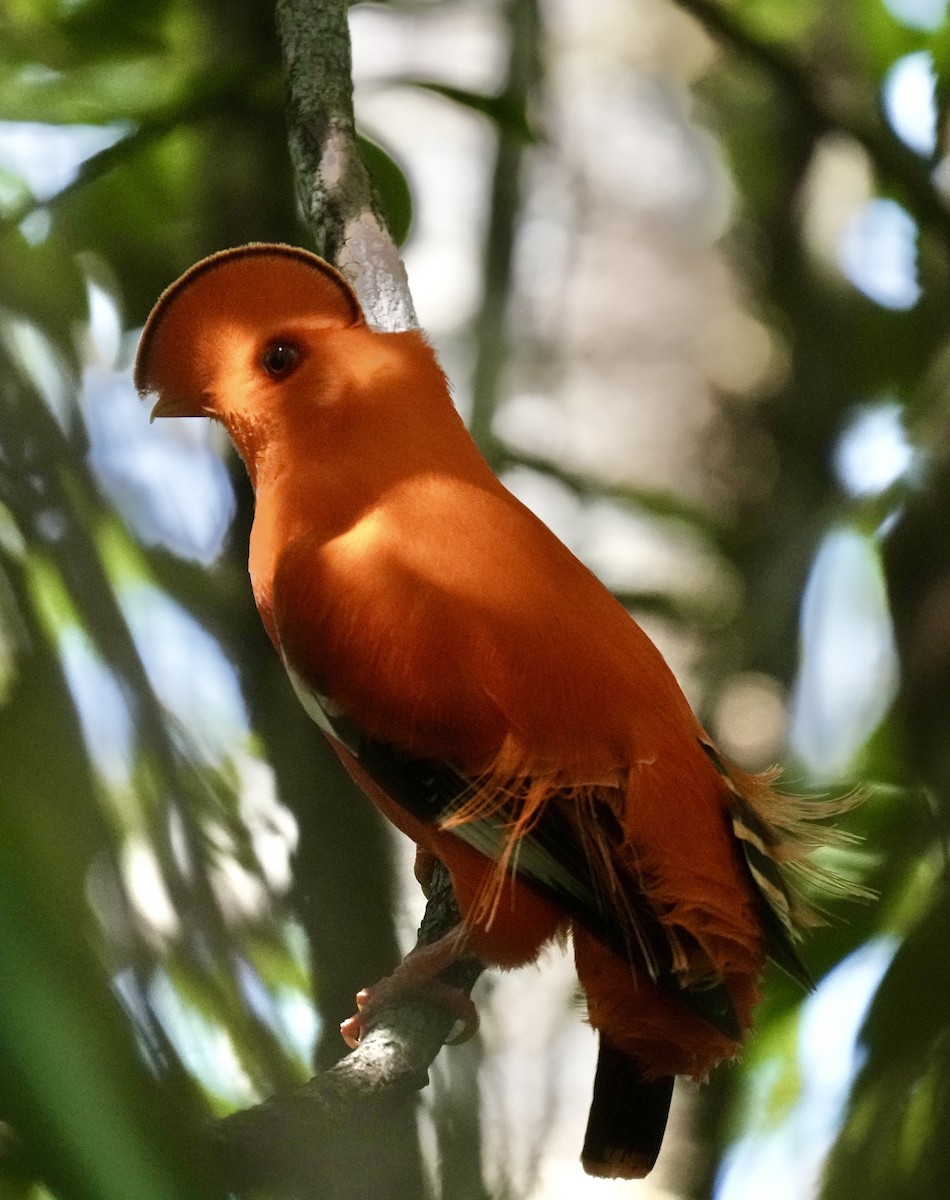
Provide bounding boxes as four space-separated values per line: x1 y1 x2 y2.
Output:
340 979 479 1049
339 988 373 1049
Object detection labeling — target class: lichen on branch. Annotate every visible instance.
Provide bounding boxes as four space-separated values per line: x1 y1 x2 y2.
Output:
275 0 417 330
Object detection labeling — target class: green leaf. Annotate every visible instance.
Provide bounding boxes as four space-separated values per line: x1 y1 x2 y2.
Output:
357 132 413 246
821 890 950 1200
0 232 87 362
405 79 538 143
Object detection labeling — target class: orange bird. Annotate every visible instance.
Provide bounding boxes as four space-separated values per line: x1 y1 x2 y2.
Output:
136 244 838 1178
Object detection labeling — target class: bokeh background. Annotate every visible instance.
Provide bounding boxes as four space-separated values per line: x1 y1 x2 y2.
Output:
1 0 948 1197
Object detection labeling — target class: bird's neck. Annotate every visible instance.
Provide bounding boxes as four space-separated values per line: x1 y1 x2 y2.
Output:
246 456 336 648
241 326 502 645
248 427 410 644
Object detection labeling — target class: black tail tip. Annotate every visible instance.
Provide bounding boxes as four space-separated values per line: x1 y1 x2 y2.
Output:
581 1042 674 1180
581 1149 658 1180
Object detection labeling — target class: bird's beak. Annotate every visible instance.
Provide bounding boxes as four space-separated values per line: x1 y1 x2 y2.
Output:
148 393 209 422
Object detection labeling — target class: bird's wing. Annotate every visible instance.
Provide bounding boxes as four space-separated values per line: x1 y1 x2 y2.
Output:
286 665 742 1039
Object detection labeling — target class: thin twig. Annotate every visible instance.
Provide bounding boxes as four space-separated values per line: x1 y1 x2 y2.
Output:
0 67 263 240
496 445 731 549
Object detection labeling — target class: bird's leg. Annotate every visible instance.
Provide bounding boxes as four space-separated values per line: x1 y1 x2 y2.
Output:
339 926 480 1049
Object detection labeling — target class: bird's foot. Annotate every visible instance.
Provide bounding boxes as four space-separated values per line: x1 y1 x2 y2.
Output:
339 928 479 1049
413 847 440 897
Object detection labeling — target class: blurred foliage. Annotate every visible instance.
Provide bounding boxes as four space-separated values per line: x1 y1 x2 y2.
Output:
1 0 950 1197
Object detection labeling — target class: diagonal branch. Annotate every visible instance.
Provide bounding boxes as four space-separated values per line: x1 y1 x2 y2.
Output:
0 65 266 241
215 861 482 1192
672 0 950 244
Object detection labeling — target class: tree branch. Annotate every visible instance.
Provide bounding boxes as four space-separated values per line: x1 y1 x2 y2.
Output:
215 861 482 1192
275 0 416 330
672 0 950 244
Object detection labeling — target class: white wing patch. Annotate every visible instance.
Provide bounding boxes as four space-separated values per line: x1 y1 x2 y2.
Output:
283 660 359 749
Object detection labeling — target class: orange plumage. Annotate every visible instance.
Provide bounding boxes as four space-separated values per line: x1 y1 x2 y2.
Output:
135 244 837 1178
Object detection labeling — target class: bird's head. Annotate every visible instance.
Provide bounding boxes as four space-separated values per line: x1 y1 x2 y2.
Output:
134 243 366 469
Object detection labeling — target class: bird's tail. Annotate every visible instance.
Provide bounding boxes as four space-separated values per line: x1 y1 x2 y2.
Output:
581 1038 674 1179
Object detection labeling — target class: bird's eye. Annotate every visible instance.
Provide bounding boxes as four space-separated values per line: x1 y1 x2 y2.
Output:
261 341 301 379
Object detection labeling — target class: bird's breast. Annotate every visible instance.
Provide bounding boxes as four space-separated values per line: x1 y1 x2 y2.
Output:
269 473 705 777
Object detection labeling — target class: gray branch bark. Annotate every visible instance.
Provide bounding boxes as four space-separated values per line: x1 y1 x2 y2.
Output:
275 0 417 330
